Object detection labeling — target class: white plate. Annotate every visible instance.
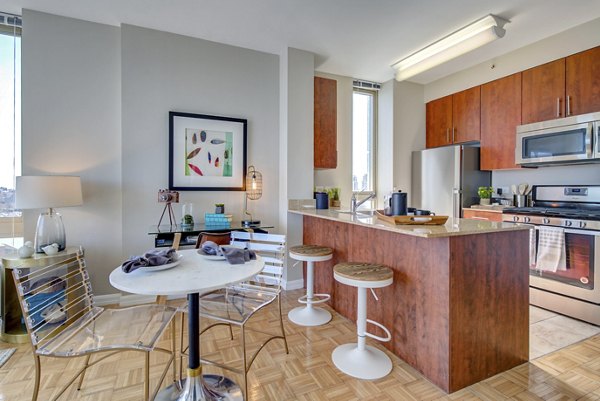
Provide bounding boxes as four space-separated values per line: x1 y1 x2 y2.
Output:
138 253 183 272
197 249 226 260
411 217 433 223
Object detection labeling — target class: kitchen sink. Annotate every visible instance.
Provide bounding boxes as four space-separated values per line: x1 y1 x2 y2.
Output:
334 209 376 217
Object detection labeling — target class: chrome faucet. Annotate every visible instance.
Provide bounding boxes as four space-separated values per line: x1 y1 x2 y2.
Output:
351 192 376 213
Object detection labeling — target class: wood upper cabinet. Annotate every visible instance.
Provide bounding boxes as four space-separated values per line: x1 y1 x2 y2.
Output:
522 58 566 124
566 46 600 116
481 73 522 170
426 95 452 148
426 88 480 148
452 86 481 143
314 76 337 169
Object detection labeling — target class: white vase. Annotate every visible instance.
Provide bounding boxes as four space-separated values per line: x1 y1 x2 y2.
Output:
480 198 491 206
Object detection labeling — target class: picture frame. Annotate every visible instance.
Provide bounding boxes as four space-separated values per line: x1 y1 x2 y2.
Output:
169 111 247 191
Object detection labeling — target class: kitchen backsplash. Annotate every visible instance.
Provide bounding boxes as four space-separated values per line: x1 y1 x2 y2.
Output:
492 164 600 198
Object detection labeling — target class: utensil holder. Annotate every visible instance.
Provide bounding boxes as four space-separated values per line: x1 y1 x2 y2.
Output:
514 195 529 208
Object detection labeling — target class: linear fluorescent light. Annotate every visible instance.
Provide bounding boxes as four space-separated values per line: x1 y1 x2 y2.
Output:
392 14 509 81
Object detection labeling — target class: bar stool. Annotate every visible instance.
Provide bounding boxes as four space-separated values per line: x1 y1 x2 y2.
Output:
332 262 393 380
288 245 333 326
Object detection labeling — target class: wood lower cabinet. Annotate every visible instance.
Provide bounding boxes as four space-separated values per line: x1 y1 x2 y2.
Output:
314 76 337 169
452 86 481 143
426 95 452 148
566 46 600 116
463 208 503 222
522 58 566 124
481 73 521 170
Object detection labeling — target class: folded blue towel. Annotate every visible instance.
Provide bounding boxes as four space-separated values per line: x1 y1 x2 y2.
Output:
122 248 176 273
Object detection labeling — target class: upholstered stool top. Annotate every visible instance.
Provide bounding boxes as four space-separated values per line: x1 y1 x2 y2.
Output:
333 262 393 288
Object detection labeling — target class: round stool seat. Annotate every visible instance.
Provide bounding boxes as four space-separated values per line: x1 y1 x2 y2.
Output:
289 245 333 262
333 262 393 288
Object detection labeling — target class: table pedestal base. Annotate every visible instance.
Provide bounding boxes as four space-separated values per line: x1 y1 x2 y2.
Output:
155 374 243 401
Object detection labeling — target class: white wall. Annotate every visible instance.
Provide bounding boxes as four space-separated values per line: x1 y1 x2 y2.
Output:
22 10 122 295
121 24 280 258
313 72 353 208
282 48 314 284
424 17 600 189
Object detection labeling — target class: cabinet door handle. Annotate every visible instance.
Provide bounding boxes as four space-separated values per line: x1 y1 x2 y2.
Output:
556 98 561 117
452 127 455 143
446 128 449 143
566 95 571 116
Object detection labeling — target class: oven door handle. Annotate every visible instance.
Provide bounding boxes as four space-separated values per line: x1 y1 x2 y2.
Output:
532 225 600 236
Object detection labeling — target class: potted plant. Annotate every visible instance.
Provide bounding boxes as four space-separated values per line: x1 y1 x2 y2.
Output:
330 187 341 207
477 186 494 206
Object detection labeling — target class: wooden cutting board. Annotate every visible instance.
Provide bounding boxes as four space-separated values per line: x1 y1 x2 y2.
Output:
375 210 449 225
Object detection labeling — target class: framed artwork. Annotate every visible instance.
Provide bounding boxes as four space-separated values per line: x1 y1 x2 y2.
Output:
169 111 247 191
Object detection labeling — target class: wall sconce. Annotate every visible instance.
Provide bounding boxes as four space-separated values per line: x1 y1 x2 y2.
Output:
16 175 83 253
242 165 262 227
392 14 509 81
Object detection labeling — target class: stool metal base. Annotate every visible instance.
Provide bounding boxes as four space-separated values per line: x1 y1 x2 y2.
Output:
332 343 392 380
288 306 331 326
155 374 243 401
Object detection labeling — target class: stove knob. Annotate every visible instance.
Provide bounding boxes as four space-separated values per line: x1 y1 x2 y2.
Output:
524 217 531 223
543 218 550 224
512 216 519 222
579 221 587 228
564 220 572 227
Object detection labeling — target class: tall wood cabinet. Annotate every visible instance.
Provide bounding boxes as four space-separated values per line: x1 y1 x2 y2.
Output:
426 87 480 148
480 73 522 170
314 76 337 169
522 46 600 124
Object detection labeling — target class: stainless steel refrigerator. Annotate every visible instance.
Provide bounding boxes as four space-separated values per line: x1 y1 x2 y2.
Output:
411 145 491 218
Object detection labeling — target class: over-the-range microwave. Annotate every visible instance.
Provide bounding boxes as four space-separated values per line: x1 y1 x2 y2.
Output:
516 112 600 166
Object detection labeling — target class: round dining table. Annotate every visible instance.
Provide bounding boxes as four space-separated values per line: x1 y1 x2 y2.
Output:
109 248 264 401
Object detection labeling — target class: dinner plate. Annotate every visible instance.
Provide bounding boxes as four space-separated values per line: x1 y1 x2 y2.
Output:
197 249 226 260
138 253 183 272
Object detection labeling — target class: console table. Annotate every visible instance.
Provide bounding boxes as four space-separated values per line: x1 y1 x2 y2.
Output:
148 222 273 248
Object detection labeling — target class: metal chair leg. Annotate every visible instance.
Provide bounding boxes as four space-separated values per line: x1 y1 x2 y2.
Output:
241 324 248 399
171 319 177 382
179 311 185 381
32 355 41 401
278 295 289 354
144 352 150 401
76 354 92 390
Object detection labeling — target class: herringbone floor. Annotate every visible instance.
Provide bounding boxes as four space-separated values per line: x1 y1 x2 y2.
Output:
2 289 600 400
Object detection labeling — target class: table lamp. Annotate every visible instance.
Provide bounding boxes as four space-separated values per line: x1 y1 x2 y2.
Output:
242 165 262 227
16 175 83 253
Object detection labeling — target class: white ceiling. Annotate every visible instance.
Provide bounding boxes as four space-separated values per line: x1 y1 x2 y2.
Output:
2 0 600 84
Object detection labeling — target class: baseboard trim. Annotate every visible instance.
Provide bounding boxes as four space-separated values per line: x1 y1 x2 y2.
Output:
283 278 304 291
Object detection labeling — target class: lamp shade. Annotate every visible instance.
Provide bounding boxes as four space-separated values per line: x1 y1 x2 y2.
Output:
392 14 508 81
16 175 83 209
246 166 262 200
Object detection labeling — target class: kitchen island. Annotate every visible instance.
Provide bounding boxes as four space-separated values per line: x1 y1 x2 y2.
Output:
289 206 530 393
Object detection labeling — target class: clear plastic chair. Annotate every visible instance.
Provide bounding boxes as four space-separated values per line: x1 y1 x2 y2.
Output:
12 250 178 401
180 231 289 397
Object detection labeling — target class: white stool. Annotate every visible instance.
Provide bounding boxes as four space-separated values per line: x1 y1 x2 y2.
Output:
288 245 333 326
331 262 394 380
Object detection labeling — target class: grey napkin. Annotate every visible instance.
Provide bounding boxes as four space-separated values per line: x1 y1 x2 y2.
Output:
221 246 256 265
201 241 223 256
122 248 176 273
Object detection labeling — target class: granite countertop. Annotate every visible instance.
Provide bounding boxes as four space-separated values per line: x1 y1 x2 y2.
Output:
288 202 528 238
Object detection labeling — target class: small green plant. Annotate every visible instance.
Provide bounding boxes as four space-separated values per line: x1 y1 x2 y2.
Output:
477 186 494 199
182 214 194 225
330 187 340 201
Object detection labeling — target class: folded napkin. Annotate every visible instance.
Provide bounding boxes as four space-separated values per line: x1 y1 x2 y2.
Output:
536 227 567 273
201 241 223 256
221 246 256 265
122 248 177 273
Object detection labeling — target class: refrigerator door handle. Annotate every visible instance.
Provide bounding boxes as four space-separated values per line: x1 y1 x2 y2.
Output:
453 188 461 218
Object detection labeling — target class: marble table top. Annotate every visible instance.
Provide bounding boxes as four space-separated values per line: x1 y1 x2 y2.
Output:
109 249 264 296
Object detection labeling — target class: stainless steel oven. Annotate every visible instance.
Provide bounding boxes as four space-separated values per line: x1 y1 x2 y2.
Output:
516 112 600 166
503 185 600 325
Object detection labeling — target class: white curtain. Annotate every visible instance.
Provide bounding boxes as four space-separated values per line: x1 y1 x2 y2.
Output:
0 12 22 248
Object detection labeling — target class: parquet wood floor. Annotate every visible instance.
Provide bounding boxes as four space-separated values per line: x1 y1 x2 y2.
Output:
2 289 600 400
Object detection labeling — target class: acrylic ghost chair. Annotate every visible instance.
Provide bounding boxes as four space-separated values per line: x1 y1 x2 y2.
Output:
12 250 178 401
179 231 289 398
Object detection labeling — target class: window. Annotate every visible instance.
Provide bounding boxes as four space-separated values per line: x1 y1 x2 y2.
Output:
0 13 22 248
352 88 376 193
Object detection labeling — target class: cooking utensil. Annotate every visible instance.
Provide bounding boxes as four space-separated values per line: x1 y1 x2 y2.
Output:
518 183 528 195
511 184 517 195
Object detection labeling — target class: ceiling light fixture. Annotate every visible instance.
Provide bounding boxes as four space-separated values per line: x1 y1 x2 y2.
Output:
392 14 509 81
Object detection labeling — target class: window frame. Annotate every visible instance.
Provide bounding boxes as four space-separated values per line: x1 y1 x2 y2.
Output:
351 87 378 196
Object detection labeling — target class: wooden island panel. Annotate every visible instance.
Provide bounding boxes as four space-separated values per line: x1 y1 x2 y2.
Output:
302 215 529 393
